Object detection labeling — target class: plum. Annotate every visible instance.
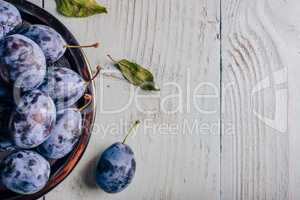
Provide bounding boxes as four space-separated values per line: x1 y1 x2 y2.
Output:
0 34 46 91
0 150 50 194
40 66 100 110
0 0 22 39
9 89 56 149
38 94 92 159
40 67 85 110
20 24 99 64
96 143 136 193
96 121 140 193
21 24 67 64
38 108 82 159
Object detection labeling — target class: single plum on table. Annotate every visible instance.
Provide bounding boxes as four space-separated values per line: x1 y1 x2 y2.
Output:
0 0 22 39
0 150 50 194
96 121 140 193
0 34 46 91
9 89 56 149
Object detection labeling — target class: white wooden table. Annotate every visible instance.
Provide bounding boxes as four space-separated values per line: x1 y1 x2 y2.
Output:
28 0 300 199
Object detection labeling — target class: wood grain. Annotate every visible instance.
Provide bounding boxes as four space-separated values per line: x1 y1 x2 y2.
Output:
221 0 300 199
22 0 300 199
40 0 221 200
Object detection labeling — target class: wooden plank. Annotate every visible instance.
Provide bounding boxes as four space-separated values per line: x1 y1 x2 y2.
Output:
221 0 300 199
27 0 43 7
42 0 221 199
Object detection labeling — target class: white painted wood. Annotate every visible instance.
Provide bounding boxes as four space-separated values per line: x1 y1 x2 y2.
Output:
23 0 300 199
221 0 300 199
27 0 42 7
39 0 221 200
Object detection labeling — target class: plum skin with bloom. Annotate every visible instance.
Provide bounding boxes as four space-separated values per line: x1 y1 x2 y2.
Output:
38 108 82 159
0 0 22 39
0 34 46 91
40 67 86 110
9 90 56 149
96 142 136 193
0 150 50 194
22 24 66 64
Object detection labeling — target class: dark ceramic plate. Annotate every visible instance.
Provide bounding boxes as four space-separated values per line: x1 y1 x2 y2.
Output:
0 0 96 199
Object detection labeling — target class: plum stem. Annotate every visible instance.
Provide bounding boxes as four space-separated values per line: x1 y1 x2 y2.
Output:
107 54 118 63
84 65 102 86
64 42 99 49
101 73 124 81
122 120 141 144
90 65 102 81
78 94 93 112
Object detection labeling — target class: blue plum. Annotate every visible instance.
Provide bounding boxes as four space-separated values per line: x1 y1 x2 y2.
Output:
0 150 50 194
0 0 22 39
21 24 67 64
0 34 46 91
96 142 136 193
40 67 86 110
9 90 56 149
38 108 82 159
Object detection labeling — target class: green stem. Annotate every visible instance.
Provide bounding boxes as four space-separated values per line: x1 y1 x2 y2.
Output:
64 42 99 49
122 120 141 144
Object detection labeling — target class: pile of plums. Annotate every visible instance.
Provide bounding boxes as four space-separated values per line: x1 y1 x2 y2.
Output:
0 0 95 195
0 0 139 196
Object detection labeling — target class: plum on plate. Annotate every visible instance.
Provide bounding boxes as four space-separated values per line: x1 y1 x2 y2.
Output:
96 121 140 193
0 150 50 194
0 34 46 91
9 89 56 149
0 0 22 39
38 108 82 159
40 66 100 110
21 24 67 64
40 67 85 110
38 94 92 159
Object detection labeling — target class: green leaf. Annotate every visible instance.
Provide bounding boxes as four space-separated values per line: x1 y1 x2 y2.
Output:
56 0 107 17
107 55 160 91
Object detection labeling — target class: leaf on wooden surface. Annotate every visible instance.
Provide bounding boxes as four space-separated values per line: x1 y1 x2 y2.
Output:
107 55 160 91
56 0 107 17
